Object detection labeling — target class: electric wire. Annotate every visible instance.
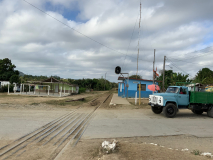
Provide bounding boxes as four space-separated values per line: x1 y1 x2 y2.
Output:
22 0 150 62
166 58 193 77
167 46 213 60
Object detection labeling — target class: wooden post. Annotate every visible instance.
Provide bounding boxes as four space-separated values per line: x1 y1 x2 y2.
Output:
139 82 141 105
163 56 166 92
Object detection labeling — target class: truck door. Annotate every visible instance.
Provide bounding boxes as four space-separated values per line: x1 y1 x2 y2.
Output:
177 88 189 107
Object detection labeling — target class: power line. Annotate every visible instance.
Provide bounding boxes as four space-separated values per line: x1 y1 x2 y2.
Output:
122 14 139 70
22 0 149 62
166 58 193 77
167 56 213 68
167 45 213 60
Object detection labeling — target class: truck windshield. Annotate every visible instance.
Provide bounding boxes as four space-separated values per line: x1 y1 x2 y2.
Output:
166 87 179 93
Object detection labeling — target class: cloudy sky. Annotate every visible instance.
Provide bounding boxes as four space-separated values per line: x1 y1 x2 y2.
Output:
0 0 213 82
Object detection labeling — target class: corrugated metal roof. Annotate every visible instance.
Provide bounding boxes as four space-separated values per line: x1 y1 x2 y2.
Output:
118 77 161 82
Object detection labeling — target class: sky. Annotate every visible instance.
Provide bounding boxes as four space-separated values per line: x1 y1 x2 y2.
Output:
0 0 213 82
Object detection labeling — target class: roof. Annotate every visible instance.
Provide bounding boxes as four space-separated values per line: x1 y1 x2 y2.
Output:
186 83 203 87
118 77 160 82
42 77 60 83
25 77 78 87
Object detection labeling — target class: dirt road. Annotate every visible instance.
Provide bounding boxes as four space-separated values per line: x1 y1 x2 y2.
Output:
0 92 212 160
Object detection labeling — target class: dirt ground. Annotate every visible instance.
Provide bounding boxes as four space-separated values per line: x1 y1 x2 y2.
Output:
127 98 150 109
56 136 211 160
0 91 105 110
0 92 213 160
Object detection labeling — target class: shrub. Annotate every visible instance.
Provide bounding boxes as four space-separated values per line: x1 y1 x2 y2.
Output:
79 88 86 94
0 84 14 92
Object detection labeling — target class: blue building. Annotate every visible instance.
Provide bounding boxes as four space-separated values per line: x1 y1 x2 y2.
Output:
118 77 159 98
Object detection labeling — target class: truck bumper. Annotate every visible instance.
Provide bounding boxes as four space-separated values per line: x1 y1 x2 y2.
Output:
148 103 162 107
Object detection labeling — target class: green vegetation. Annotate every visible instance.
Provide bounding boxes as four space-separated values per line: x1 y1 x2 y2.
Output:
193 68 213 84
79 88 86 94
68 78 118 91
0 58 20 88
157 70 190 91
192 150 201 155
129 74 142 79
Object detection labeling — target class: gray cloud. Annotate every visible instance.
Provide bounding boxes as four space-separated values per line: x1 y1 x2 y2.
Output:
0 0 213 82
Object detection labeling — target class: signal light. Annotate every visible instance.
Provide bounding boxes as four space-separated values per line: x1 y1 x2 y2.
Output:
115 66 121 74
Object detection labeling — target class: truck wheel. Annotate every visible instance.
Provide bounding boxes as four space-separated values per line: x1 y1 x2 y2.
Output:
192 109 203 115
207 107 213 118
151 106 163 114
163 103 177 118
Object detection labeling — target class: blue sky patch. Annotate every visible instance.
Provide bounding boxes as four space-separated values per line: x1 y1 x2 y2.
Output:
44 1 81 22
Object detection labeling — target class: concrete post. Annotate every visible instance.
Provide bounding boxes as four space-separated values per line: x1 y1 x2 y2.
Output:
64 87 65 95
8 84 9 94
23 84 24 93
48 86 50 96
72 87 73 93
60 87 62 97
135 92 137 105
29 85 30 93
34 85 36 94
20 84 22 94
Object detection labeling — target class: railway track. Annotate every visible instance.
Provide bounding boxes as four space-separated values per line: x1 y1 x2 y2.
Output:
0 93 112 160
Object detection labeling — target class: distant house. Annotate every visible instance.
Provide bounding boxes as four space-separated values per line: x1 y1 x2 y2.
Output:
118 77 159 98
25 77 79 94
186 83 203 91
0 81 10 87
0 81 20 91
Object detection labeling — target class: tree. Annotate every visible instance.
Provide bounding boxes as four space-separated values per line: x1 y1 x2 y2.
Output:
9 75 20 84
194 68 213 84
157 70 190 90
129 74 142 79
0 58 19 81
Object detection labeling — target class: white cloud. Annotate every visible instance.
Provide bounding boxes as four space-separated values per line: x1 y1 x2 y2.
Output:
0 0 213 82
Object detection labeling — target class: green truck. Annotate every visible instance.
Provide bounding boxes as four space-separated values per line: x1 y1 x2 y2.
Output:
148 83 213 118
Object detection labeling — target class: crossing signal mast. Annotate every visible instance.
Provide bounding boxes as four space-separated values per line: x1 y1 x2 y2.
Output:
115 66 129 99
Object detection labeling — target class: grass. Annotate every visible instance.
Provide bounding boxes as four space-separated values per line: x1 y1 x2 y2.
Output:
192 150 201 155
44 96 94 106
30 103 40 105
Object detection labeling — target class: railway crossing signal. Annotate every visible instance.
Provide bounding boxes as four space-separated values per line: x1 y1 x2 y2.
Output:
115 66 121 74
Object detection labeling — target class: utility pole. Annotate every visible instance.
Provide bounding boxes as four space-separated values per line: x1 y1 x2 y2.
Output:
104 72 107 90
163 56 166 92
153 49 155 94
136 2 141 78
153 49 155 84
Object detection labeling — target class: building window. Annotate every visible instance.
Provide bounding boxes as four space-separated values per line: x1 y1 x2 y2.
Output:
137 84 146 91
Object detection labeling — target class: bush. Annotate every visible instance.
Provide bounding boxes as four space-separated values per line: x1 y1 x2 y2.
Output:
79 88 86 94
0 84 14 92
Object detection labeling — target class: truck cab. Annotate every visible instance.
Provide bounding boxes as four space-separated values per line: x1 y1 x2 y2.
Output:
148 86 190 118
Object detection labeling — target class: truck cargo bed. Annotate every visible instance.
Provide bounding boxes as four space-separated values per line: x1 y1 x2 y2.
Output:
190 91 213 104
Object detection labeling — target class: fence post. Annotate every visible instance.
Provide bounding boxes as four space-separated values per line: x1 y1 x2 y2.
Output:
60 87 62 97
8 84 10 94
135 92 137 105
48 86 50 96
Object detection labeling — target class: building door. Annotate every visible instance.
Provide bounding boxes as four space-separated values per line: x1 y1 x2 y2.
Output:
55 85 58 93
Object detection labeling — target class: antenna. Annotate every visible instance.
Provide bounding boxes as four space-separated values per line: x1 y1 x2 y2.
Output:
136 2 141 78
